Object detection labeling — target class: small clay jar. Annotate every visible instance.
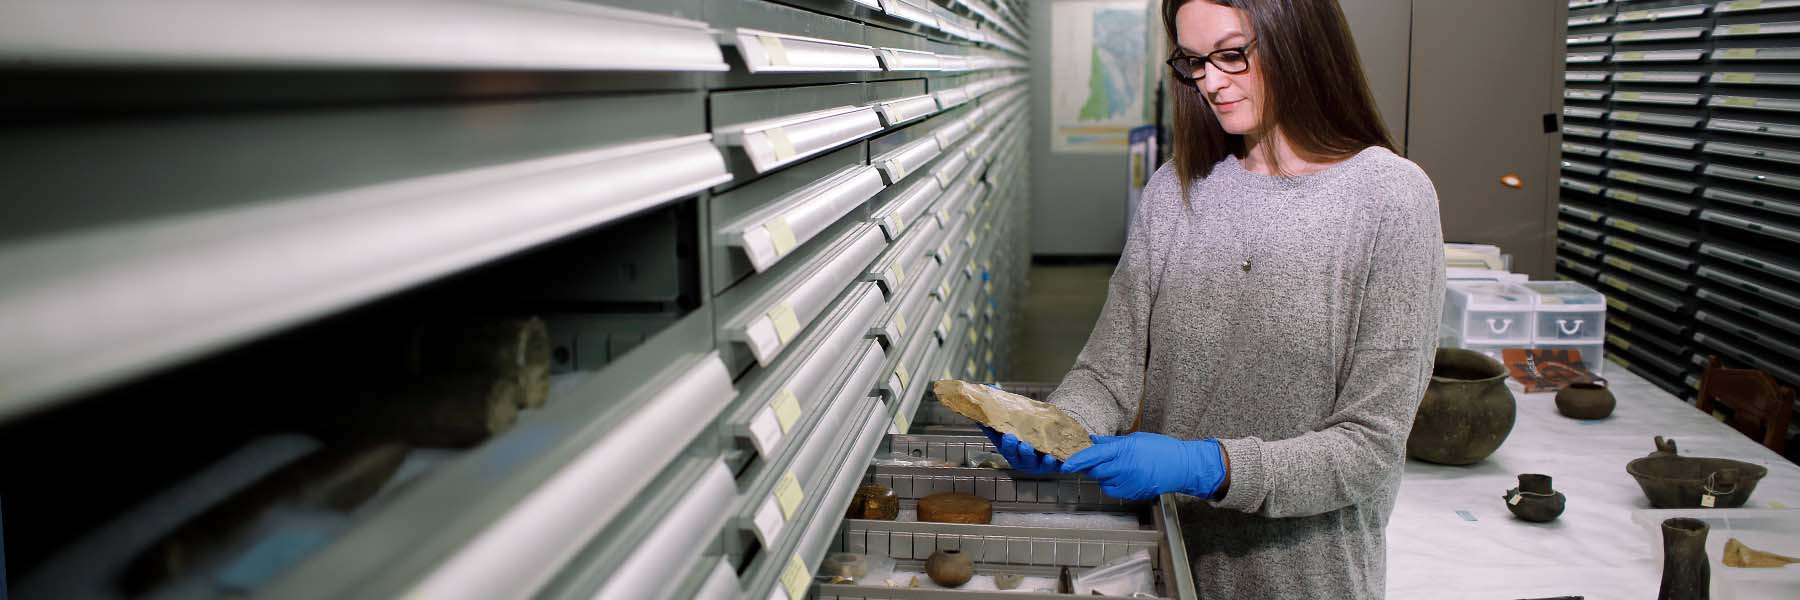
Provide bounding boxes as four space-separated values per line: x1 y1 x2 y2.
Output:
1555 379 1615 420
925 549 974 587
846 484 900 520
1658 517 1711 600
1504 473 1567 523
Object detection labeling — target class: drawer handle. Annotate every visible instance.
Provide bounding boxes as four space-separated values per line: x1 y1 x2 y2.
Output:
872 94 942 128
734 28 881 73
722 165 888 273
876 47 942 72
1558 319 1585 336
730 233 887 366
1486 318 1514 335
722 105 886 174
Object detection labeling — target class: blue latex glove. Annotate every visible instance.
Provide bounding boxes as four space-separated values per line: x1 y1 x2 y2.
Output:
979 425 1063 476
1060 433 1227 501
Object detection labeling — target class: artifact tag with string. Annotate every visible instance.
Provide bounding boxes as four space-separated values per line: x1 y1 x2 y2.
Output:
1702 494 1716 508
1509 493 1522 506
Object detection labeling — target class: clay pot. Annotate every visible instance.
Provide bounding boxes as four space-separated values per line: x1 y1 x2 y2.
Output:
925 549 974 587
1555 379 1615 420
1658 517 1711 600
1407 348 1517 465
1503 474 1566 522
846 484 899 520
1627 437 1768 509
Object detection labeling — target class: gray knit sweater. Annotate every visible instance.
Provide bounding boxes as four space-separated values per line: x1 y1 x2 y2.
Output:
1048 146 1445 599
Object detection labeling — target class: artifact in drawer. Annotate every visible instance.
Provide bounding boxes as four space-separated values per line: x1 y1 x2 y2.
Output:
931 379 1092 460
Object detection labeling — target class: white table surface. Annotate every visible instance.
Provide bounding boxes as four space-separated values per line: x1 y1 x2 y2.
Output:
1387 367 1800 600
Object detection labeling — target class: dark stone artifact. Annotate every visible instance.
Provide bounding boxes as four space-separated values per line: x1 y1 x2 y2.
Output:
819 553 869 581
1555 379 1615 420
1627 437 1768 508
918 492 993 524
1503 474 1566 522
1407 348 1517 465
1658 517 1711 600
925 549 974 587
846 483 900 520
410 317 552 408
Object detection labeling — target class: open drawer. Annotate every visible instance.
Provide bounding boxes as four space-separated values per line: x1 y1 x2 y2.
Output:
815 454 1195 597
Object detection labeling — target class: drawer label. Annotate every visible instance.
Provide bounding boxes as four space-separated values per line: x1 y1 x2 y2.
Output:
1721 48 1760 60
896 363 912 388
780 554 812 599
772 388 802 432
893 312 909 338
1723 97 1760 108
894 410 912 435
759 35 792 67
774 470 805 519
766 127 798 161
768 303 802 343
765 218 798 256
1721 72 1756 84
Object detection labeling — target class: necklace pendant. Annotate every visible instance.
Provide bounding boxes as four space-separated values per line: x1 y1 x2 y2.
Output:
1241 258 1253 273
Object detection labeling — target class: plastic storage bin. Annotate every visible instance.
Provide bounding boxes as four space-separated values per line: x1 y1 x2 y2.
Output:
1523 281 1606 343
1443 282 1536 345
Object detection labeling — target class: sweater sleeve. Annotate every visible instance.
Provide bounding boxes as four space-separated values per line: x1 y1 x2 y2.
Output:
1212 164 1446 517
1045 165 1173 436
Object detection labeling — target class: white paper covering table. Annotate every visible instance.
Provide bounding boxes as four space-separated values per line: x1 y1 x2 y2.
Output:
1387 367 1800 600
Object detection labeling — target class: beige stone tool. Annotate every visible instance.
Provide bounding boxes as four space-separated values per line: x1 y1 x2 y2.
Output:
932 380 1092 460
1723 538 1800 568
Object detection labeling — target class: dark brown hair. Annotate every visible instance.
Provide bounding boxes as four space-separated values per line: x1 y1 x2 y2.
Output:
1162 0 1396 197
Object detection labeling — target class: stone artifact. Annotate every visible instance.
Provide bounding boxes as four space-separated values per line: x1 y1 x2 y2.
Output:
925 549 974 587
1658 517 1711 600
846 484 900 520
120 442 409 594
918 492 994 524
1723 538 1800 568
320 375 522 447
993 573 1025 590
932 380 1091 460
1503 474 1566 522
1555 379 1615 420
1627 437 1768 509
1407 348 1517 465
411 317 552 408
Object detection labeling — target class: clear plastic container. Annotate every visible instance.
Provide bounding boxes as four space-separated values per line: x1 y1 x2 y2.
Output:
1523 281 1607 343
1443 282 1536 345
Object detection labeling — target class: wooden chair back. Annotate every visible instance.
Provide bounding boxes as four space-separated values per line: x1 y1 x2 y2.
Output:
1695 355 1796 453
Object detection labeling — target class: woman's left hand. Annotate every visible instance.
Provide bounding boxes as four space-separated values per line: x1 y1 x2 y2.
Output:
1061 432 1228 501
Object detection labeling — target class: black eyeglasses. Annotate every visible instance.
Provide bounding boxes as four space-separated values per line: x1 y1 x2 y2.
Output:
1165 41 1256 88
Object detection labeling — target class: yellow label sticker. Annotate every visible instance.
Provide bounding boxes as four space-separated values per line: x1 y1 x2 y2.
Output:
1618 72 1644 81
894 410 912 434
1618 92 1641 101
1614 190 1641 202
1614 131 1641 141
765 127 798 161
1615 220 1640 232
1614 111 1641 121
1620 51 1646 61
765 218 798 256
1622 11 1649 21
1729 1 1764 10
1608 334 1631 350
760 34 791 67
966 230 977 246
1606 297 1629 311
774 471 804 519
780 554 812 599
985 349 994 364
772 388 802 432
1610 355 1633 370
1721 48 1760 60
1614 239 1639 252
894 312 908 337
1618 32 1643 41
1728 24 1763 35
886 213 904 233
896 363 911 388
942 368 954 381
1606 257 1635 272
985 324 994 340
985 281 994 295
1721 72 1756 84
768 303 802 343
967 327 979 345
1724 96 1760 108
966 358 978 376
1617 150 1643 161
892 261 907 287
940 313 954 333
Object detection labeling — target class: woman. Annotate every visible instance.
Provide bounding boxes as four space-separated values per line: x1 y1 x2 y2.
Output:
983 0 1444 597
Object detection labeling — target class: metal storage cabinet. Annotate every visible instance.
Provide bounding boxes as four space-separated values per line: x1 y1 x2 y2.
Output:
1553 0 1800 415
0 1 1033 599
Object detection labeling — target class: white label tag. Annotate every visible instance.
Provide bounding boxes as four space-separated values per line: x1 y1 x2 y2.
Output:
753 496 786 546
1701 494 1716 508
760 34 791 67
765 128 798 161
749 408 783 458
1508 493 1522 506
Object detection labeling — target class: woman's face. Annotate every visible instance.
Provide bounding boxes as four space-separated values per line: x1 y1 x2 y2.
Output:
1173 2 1263 135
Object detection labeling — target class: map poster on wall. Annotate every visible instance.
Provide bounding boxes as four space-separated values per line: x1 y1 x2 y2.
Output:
1051 0 1148 154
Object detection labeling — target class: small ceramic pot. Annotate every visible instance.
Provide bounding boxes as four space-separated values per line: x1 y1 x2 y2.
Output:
925 549 974 587
1504 473 1567 523
1555 379 1615 420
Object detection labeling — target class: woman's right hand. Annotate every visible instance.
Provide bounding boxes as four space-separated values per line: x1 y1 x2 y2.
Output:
979 425 1063 476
